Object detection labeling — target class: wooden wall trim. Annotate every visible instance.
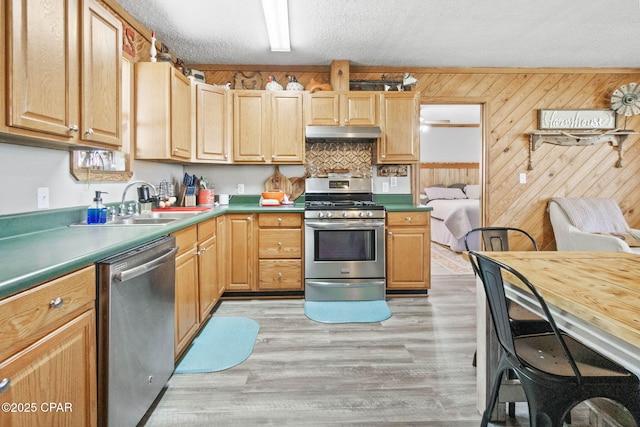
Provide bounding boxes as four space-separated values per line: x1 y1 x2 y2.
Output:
421 162 479 169
352 66 640 74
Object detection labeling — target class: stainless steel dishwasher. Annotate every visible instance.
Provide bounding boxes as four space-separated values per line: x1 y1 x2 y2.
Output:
96 236 178 427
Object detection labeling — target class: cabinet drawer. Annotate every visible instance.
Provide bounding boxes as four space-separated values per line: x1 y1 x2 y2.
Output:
0 266 95 361
197 217 217 240
258 260 302 290
259 229 301 258
173 225 198 256
258 213 301 228
386 211 430 227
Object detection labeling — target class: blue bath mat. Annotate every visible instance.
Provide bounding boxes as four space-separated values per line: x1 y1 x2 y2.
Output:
304 300 392 323
174 317 259 373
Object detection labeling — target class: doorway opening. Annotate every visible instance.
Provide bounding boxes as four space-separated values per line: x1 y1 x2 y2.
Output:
419 103 483 275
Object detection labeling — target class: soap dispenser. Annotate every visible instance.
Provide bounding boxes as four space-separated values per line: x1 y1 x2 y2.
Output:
87 191 108 224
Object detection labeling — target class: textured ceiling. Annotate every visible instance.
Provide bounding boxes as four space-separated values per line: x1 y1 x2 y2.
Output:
115 0 640 68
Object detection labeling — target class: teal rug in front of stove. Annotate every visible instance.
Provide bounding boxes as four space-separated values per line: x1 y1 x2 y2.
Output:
304 300 392 323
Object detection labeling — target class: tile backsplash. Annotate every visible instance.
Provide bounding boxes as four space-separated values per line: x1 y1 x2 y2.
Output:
305 140 373 177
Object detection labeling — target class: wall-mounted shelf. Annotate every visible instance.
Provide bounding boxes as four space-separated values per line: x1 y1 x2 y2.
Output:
527 130 638 170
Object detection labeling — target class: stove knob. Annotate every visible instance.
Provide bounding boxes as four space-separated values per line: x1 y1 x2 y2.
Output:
358 211 365 218
367 211 374 217
326 211 333 218
342 211 348 218
317 212 324 219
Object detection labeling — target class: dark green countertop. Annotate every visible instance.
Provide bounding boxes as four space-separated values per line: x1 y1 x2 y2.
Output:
0 195 430 299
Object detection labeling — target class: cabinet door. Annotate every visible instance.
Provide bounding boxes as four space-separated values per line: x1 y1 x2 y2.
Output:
175 247 199 358
270 92 304 163
216 216 227 297
386 225 430 289
306 92 340 126
195 84 231 162
342 93 378 126
171 69 192 159
198 234 218 320
0 310 97 427
225 214 255 291
7 0 79 137
378 92 419 163
81 0 122 147
233 91 268 162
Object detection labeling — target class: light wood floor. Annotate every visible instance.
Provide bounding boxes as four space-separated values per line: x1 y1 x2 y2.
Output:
141 274 590 426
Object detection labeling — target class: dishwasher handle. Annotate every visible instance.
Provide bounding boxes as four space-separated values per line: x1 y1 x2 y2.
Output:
114 246 179 283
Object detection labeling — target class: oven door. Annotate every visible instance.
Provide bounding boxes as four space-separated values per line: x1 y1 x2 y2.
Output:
304 219 385 279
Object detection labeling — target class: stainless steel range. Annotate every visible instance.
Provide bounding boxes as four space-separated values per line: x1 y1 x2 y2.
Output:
304 177 386 301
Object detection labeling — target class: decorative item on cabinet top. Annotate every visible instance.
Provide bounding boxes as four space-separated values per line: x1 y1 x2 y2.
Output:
265 75 284 91
234 71 263 89
286 75 304 91
349 72 416 91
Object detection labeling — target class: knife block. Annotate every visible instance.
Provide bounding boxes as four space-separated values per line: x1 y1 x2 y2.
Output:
179 185 196 207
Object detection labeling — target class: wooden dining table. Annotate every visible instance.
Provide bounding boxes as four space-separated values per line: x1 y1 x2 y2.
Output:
475 251 640 419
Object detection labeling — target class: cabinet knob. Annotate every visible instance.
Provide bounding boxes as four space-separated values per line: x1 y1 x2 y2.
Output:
406 217 412 221
388 231 393 235
344 118 349 123
334 118 339 123
0 378 10 393
261 155 265 161
85 128 95 135
173 149 179 154
271 155 275 159
277 242 282 246
277 217 282 222
277 272 282 278
381 155 386 159
49 297 63 309
69 125 79 132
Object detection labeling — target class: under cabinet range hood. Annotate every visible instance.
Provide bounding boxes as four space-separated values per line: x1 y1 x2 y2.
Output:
305 125 382 139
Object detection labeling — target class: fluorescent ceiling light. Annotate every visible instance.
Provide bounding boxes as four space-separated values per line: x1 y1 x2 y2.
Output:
261 0 290 52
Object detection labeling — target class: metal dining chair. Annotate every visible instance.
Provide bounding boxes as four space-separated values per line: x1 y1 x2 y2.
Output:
470 251 640 427
465 227 551 418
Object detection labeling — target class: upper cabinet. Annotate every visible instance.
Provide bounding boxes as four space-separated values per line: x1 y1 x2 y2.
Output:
6 0 122 148
135 62 192 161
306 92 378 126
233 91 304 164
192 83 232 163
377 92 419 163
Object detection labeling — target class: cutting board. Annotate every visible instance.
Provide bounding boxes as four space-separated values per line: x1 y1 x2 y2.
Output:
289 171 309 201
264 166 292 197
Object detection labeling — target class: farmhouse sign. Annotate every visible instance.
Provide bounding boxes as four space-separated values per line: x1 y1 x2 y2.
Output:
538 109 617 130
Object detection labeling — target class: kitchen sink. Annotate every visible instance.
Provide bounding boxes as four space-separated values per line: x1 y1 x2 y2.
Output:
70 210 206 227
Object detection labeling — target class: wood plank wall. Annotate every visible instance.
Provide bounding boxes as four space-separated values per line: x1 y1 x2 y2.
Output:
419 163 480 189
98 2 640 250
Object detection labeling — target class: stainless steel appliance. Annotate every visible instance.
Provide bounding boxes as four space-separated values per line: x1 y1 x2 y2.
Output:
96 236 178 427
304 177 386 301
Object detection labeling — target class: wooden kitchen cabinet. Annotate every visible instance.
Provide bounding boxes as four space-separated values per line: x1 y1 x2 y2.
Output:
257 213 303 290
233 91 304 163
377 92 420 163
192 82 232 162
386 211 431 290
0 266 97 427
197 218 221 320
225 213 256 291
135 62 192 161
172 226 200 358
6 0 122 149
306 92 378 126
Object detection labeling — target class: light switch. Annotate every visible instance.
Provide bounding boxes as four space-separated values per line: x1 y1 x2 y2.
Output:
519 173 527 184
37 187 50 209
382 182 389 192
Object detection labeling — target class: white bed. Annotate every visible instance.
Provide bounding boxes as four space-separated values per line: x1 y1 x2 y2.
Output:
422 186 480 252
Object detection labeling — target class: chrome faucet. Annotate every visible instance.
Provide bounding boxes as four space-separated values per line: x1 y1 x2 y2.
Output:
119 181 157 216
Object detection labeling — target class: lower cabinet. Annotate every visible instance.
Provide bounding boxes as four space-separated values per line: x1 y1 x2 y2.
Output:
197 218 221 320
225 214 256 291
258 213 303 290
386 211 431 290
172 226 200 358
0 266 97 427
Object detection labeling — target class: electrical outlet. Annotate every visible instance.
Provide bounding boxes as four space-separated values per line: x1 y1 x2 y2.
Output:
519 173 527 184
390 177 398 187
237 183 245 194
37 187 50 209
382 182 390 192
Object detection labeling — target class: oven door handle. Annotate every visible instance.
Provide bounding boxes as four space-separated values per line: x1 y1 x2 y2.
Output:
305 220 385 229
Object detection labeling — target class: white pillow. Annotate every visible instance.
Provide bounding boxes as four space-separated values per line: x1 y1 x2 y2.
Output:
464 184 480 199
424 187 467 200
